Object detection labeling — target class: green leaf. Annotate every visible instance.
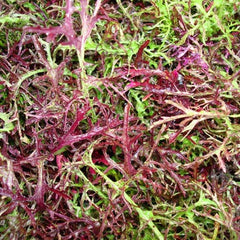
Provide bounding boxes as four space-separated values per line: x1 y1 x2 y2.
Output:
23 2 36 11
54 146 69 155
0 13 30 25
85 37 98 50
0 113 14 135
195 191 217 207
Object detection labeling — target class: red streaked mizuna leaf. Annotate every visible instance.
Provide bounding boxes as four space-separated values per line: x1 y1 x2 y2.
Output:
169 129 183 144
23 0 103 51
23 0 76 44
134 40 150 67
119 68 166 78
48 187 71 200
122 103 136 174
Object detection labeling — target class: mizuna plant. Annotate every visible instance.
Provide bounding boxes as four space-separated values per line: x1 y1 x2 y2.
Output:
0 0 239 239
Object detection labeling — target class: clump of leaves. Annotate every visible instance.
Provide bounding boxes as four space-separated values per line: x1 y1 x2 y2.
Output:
0 0 240 239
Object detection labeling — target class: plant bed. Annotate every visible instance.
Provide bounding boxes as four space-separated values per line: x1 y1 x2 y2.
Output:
0 0 239 239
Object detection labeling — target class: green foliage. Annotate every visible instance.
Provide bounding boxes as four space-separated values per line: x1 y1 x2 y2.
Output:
0 113 14 136
129 89 154 125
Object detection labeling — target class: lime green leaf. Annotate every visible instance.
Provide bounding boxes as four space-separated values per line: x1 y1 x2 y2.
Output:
195 191 217 207
0 113 14 135
0 13 30 25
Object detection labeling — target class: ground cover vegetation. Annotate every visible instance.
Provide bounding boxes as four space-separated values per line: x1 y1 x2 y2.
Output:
0 0 240 239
